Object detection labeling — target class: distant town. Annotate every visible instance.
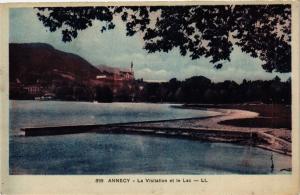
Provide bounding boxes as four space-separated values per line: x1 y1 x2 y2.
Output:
11 61 138 102
9 43 291 104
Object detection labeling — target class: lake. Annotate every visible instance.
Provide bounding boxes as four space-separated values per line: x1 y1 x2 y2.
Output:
9 100 291 174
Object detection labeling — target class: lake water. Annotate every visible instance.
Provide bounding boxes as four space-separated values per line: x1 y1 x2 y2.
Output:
9 100 291 174
9 101 219 135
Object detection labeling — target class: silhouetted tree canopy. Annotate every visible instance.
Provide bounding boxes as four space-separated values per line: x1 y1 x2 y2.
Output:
36 5 291 72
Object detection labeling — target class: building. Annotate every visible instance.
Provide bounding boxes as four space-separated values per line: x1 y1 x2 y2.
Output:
23 84 43 96
93 62 136 101
95 62 134 84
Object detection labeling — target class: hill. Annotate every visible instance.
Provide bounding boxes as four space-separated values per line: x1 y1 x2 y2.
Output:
9 43 100 84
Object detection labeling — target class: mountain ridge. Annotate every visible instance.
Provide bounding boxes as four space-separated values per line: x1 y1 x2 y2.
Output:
9 42 101 84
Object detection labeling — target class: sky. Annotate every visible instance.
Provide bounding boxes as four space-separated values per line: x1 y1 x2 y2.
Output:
9 8 290 83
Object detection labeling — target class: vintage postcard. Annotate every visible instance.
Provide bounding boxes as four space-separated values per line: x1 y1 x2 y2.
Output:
1 1 300 194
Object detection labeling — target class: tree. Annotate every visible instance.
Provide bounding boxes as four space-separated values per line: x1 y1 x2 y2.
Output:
36 5 291 72
95 86 113 102
182 76 211 102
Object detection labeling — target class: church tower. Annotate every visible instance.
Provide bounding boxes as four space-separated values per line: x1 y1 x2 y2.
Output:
130 61 134 80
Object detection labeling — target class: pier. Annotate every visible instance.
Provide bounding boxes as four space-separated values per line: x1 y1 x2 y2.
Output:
21 120 258 144
20 118 290 156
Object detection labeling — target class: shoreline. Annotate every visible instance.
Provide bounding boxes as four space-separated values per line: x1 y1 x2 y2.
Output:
21 105 292 157
116 107 291 156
